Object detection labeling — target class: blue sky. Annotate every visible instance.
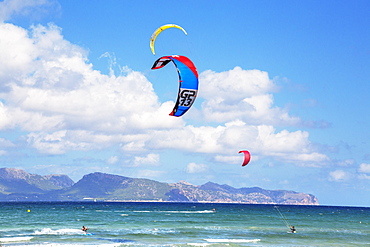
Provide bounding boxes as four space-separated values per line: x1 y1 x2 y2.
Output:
0 0 369 207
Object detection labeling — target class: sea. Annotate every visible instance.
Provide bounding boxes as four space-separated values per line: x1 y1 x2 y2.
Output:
0 202 369 247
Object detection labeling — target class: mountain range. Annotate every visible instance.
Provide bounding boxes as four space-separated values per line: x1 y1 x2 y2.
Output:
0 168 318 205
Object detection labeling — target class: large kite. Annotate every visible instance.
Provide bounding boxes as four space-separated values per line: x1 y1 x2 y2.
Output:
151 55 199 117
239 150 251 166
150 24 188 55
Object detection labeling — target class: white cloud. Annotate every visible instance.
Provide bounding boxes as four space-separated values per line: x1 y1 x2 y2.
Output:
0 23 36 83
185 162 209 173
0 0 59 23
200 67 275 100
0 23 170 132
0 102 12 129
146 121 328 166
358 174 370 180
358 163 370 173
0 22 182 153
0 138 11 155
107 156 118 165
214 155 241 165
134 153 160 167
337 159 355 167
215 152 260 165
136 169 166 179
0 22 329 168
199 67 300 125
26 130 120 154
329 170 350 182
0 137 15 148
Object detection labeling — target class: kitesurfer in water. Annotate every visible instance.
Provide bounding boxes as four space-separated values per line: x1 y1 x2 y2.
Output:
82 226 88 233
290 226 296 233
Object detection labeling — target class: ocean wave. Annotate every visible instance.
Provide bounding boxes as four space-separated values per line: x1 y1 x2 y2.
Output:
187 244 213 246
0 236 33 243
205 238 261 243
129 228 177 235
132 210 215 214
165 210 215 214
33 228 84 235
7 244 122 247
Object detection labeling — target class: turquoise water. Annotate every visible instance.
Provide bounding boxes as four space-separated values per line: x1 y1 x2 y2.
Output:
0 202 369 246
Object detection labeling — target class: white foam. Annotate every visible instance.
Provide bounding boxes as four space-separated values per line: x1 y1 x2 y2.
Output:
33 228 84 235
133 210 214 214
166 210 215 214
7 244 121 247
0 236 33 242
205 238 261 243
187 243 212 246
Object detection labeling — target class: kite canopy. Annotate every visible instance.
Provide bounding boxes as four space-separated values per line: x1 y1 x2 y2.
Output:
239 150 251 166
150 24 188 55
151 55 198 117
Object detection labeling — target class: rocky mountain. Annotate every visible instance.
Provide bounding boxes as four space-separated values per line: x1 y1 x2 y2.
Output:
0 168 318 205
168 181 318 205
55 172 172 201
0 168 74 193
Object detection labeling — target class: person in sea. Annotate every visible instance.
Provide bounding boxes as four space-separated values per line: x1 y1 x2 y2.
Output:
82 226 89 233
290 226 296 233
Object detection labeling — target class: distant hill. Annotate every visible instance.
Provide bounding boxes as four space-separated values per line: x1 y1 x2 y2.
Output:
0 168 318 205
0 168 73 192
55 172 172 201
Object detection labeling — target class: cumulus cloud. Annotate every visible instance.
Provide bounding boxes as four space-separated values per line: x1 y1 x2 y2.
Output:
0 22 182 153
185 162 209 173
337 159 355 167
200 67 275 100
199 67 301 125
146 121 328 166
134 153 160 167
329 170 350 182
214 155 241 165
0 23 174 130
107 156 118 165
26 130 120 154
0 21 330 168
0 138 15 148
358 163 370 173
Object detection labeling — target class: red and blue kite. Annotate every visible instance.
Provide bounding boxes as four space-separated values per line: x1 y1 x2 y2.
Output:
151 55 199 117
